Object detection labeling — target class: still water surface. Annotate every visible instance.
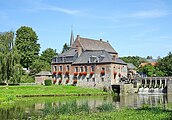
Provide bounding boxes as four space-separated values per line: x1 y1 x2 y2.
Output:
0 94 172 119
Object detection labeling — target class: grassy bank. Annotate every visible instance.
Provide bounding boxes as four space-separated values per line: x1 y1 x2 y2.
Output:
30 106 172 120
0 85 108 103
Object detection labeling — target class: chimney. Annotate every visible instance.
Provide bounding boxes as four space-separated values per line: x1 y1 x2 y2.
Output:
77 45 82 57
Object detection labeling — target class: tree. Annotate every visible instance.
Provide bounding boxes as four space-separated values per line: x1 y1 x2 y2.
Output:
61 43 70 53
138 63 165 77
120 56 147 67
15 26 40 69
157 52 172 76
0 31 22 83
30 58 50 75
146 56 153 59
40 48 57 64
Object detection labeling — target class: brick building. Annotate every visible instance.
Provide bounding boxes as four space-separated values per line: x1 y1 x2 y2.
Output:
51 34 127 91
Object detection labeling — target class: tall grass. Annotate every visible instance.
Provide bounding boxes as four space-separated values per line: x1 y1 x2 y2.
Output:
96 103 114 112
31 105 172 120
41 101 115 117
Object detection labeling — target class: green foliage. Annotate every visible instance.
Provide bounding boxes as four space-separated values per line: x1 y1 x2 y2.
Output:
96 103 114 112
61 43 70 53
120 56 146 67
44 79 52 86
30 105 172 120
43 101 90 115
20 74 34 83
30 58 50 75
157 52 172 76
138 63 165 77
15 26 40 69
40 48 57 65
0 31 22 83
138 52 172 77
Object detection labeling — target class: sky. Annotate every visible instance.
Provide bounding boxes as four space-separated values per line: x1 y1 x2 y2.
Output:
0 0 172 58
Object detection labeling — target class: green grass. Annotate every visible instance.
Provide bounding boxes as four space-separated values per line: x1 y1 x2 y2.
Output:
0 85 107 104
30 106 172 120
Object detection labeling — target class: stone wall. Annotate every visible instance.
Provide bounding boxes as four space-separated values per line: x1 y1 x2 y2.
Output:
167 80 172 94
120 84 134 95
52 63 128 91
35 76 52 85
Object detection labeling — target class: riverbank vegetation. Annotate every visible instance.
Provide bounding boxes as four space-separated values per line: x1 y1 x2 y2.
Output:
30 104 172 120
1 97 171 120
0 85 108 104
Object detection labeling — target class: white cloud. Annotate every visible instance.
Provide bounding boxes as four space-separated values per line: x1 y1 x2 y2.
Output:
22 1 81 15
39 5 80 15
124 10 170 19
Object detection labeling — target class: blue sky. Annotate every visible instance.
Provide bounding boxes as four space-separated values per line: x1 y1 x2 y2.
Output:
0 0 172 58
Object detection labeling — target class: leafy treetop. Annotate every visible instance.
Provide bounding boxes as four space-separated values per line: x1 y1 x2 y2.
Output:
15 26 40 69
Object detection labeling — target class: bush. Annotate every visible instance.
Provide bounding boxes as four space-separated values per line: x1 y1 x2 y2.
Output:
20 74 35 83
44 79 52 86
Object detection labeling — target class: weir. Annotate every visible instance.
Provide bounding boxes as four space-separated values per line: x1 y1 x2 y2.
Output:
138 77 172 94
112 77 172 95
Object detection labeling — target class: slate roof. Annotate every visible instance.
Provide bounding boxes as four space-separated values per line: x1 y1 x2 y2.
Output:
58 48 77 57
115 58 127 64
127 63 136 69
35 71 52 76
146 59 157 62
72 36 117 53
72 50 126 65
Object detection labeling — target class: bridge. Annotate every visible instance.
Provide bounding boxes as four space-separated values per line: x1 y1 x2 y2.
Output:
140 77 172 88
139 77 172 94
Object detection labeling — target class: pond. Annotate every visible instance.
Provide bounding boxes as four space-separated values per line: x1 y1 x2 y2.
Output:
0 94 172 119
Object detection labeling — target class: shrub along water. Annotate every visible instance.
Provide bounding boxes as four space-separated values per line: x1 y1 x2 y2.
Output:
44 79 52 86
29 104 172 120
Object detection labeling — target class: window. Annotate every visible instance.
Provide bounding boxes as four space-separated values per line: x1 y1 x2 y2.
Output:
92 78 95 82
99 55 105 62
54 66 57 71
63 57 66 62
75 67 78 72
52 58 57 63
84 66 87 72
101 78 104 82
58 57 63 62
59 66 63 71
66 57 73 61
89 56 97 63
91 66 95 72
66 65 70 71
80 67 83 72
87 78 89 82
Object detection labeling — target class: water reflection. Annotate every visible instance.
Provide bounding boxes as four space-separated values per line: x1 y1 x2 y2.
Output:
113 94 169 109
0 94 172 119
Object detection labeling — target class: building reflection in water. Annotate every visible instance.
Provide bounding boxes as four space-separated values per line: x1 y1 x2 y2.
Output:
112 94 171 109
34 94 171 112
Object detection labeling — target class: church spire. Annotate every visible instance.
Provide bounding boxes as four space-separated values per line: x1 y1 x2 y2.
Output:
70 26 74 46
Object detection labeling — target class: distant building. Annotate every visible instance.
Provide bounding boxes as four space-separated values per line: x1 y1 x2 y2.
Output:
140 59 157 67
51 35 127 91
35 71 52 84
127 63 137 80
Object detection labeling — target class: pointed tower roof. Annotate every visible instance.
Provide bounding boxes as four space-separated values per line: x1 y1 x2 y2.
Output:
70 29 74 46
